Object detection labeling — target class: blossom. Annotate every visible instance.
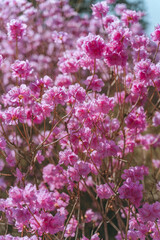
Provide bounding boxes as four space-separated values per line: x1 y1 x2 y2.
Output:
84 75 104 92
80 33 105 59
0 138 6 150
96 183 115 199
52 31 68 44
64 216 78 237
125 107 147 133
4 107 26 125
7 19 27 41
85 209 95 223
59 149 78 166
91 1 109 19
153 111 160 127
139 202 160 222
36 150 45 164
121 10 143 26
11 60 33 80
118 178 143 207
6 150 16 167
151 25 160 42
2 84 31 106
121 166 149 182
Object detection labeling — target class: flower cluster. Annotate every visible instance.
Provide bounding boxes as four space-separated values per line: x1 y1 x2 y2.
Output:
0 0 160 239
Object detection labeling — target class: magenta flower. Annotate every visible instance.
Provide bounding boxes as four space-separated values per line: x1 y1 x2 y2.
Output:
36 150 45 164
52 31 68 44
11 60 33 80
42 213 65 235
64 215 78 237
85 209 95 223
81 33 105 59
74 161 91 177
4 107 26 125
153 111 160 127
121 10 143 26
118 178 143 207
2 84 31 106
96 183 115 199
0 137 6 150
84 75 104 92
121 166 149 182
7 19 27 41
91 1 109 19
6 150 16 167
139 202 160 222
151 25 160 42
59 149 78 166
125 107 147 133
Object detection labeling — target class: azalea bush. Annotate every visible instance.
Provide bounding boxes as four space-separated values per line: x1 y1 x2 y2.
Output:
0 0 160 239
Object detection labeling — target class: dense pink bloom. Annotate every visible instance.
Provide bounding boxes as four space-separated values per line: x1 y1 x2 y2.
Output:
153 111 160 127
59 149 78 166
139 202 160 222
121 10 143 26
103 15 119 29
68 83 86 103
121 166 149 182
43 164 67 190
36 150 45 164
41 213 65 235
129 80 147 104
84 75 104 92
151 25 160 42
132 35 149 49
96 183 115 199
64 216 78 237
97 95 114 114
6 150 16 167
30 76 52 93
125 107 147 133
74 161 91 177
42 86 67 106
4 107 26 125
55 74 73 87
85 209 95 223
7 19 27 41
52 31 68 44
2 84 31 106
0 1 160 239
58 51 79 73
11 60 33 80
134 59 157 83
104 41 128 67
81 33 105 59
118 178 143 207
0 138 6 150
91 1 109 19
